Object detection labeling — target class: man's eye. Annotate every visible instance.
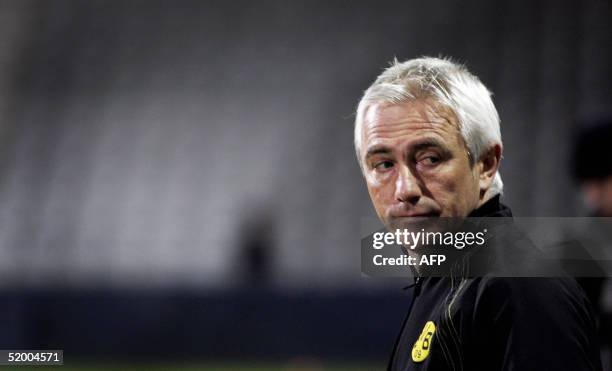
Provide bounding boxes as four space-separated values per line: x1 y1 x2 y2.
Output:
374 161 394 171
418 156 441 166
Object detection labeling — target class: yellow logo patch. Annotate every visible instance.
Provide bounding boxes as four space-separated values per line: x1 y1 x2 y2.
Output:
411 320 436 363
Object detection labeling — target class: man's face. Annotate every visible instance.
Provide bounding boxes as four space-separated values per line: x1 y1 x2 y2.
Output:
580 176 612 217
359 100 481 229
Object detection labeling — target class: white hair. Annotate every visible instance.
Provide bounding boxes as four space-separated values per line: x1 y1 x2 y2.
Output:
354 56 503 196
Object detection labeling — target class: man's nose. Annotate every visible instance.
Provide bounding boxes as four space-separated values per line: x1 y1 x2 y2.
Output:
395 165 422 205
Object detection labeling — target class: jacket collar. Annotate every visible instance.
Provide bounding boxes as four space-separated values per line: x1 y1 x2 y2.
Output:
467 194 513 217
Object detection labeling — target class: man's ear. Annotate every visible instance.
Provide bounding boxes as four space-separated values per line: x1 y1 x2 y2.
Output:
478 144 502 198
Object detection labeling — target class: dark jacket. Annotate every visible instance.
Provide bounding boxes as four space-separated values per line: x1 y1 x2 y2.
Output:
388 196 602 371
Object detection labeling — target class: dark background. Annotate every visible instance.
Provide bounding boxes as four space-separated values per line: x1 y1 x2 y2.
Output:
0 0 610 368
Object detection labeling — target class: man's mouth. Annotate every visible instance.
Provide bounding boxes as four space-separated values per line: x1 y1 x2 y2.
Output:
387 212 441 230
391 211 439 218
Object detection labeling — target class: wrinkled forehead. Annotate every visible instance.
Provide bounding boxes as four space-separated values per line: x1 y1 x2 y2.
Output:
359 99 462 148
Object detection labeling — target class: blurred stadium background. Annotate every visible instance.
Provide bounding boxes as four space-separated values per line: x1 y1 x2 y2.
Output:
0 0 610 369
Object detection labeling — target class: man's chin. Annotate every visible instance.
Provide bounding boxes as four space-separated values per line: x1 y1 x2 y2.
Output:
387 216 439 231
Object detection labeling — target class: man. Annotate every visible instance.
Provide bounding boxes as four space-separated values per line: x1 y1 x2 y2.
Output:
572 120 612 367
354 57 602 370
